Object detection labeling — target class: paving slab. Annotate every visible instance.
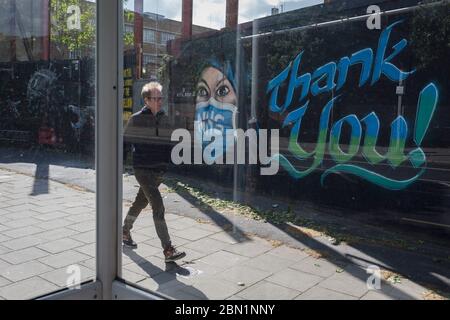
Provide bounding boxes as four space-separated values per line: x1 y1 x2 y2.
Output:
237 281 300 300
173 227 216 241
66 221 95 233
180 276 241 300
317 271 369 298
217 265 272 287
266 268 323 293
35 219 75 231
0 245 11 255
197 251 249 269
1 236 44 251
1 247 49 265
243 253 296 273
295 286 358 300
360 290 396 300
290 256 347 278
38 250 91 269
0 276 11 288
223 239 274 258
0 261 53 282
184 237 229 254
2 217 42 229
0 277 59 300
3 226 45 239
267 245 310 262
38 228 81 241
40 265 95 287
37 238 85 254
0 165 448 300
73 243 96 257
69 230 95 244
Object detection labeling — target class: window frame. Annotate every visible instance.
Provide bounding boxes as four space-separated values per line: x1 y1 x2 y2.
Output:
38 0 160 300
143 28 157 44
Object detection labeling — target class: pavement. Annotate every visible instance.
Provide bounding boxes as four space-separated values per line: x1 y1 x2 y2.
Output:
0 146 449 300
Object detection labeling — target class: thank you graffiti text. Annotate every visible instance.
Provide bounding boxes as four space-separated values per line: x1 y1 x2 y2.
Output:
266 21 439 190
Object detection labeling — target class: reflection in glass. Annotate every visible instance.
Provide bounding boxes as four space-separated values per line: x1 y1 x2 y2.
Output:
120 0 450 301
0 0 96 300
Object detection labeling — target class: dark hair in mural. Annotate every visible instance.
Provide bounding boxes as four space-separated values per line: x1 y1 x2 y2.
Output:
196 58 237 95
172 31 239 96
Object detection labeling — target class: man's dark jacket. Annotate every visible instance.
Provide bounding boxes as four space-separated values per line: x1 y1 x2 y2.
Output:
124 107 173 171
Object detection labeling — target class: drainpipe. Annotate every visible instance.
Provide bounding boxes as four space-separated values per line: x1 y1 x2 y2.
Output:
42 0 50 61
181 0 192 39
226 0 238 30
10 0 16 62
134 0 143 79
249 17 259 126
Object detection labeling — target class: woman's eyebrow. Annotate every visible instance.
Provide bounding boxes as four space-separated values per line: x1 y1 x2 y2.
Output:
215 77 226 87
197 79 210 91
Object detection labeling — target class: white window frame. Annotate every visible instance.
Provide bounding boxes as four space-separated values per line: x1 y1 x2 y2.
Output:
143 53 158 65
38 0 161 300
159 31 175 44
124 24 134 34
143 28 157 43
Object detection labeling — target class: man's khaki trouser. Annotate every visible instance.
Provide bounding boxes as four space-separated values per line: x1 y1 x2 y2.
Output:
123 168 171 250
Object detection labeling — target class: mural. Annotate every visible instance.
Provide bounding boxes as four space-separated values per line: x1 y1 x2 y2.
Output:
167 0 449 215
266 20 440 190
195 60 238 162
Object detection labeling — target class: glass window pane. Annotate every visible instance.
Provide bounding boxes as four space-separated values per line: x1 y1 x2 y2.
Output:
0 0 96 300
120 0 450 300
143 28 156 43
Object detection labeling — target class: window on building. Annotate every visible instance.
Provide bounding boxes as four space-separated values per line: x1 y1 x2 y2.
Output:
69 50 80 59
143 54 158 65
160 32 176 44
143 28 156 43
124 24 134 34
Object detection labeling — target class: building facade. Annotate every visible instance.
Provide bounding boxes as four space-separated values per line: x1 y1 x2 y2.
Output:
125 11 213 80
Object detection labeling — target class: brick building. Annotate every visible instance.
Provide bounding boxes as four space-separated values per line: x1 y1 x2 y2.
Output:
124 12 213 80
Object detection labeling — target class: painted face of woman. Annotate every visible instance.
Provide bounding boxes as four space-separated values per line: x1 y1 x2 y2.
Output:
195 66 237 155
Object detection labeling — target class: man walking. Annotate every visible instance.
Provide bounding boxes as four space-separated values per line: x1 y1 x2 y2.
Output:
123 82 186 263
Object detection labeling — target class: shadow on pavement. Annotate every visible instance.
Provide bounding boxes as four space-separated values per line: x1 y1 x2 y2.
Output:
162 173 450 298
157 176 251 244
123 248 208 300
0 145 94 196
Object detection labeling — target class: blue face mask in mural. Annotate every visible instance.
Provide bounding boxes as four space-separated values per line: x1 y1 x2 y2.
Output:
195 97 237 160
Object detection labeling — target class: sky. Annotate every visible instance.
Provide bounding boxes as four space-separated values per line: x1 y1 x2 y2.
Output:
125 0 324 29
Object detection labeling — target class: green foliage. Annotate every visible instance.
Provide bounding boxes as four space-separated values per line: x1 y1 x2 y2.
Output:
50 0 95 54
123 31 134 47
124 9 134 24
50 0 135 56
123 8 135 47
157 54 173 83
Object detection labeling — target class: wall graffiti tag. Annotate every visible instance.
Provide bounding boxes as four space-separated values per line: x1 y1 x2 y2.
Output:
266 21 440 190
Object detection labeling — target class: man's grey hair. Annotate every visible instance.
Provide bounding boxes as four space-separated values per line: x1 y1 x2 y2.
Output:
141 82 163 99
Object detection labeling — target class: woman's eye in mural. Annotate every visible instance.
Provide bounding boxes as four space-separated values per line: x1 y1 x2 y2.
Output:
196 86 209 100
215 85 230 98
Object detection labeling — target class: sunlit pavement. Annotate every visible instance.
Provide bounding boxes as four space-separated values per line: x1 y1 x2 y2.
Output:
0 164 446 300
